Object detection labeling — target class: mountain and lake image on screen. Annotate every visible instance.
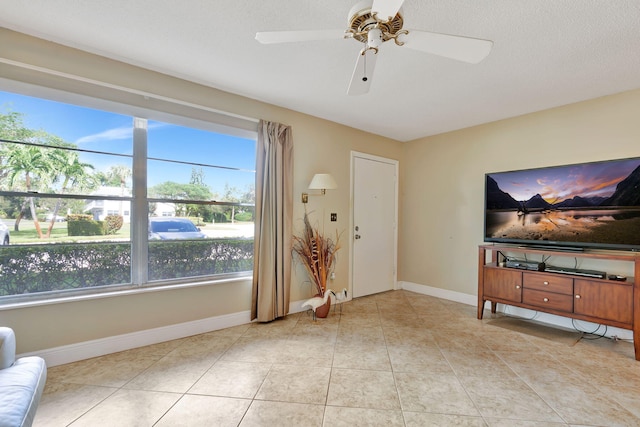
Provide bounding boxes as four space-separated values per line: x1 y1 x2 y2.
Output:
484 157 640 250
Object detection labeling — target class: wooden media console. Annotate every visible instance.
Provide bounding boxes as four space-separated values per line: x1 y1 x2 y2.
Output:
477 244 640 360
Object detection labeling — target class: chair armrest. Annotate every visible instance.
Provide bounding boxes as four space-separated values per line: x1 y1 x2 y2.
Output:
0 327 17 370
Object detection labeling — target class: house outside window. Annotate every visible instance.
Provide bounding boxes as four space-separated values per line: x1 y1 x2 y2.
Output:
0 90 256 304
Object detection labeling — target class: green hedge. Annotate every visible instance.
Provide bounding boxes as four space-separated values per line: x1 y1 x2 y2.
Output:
234 212 253 222
105 215 124 235
0 239 253 297
212 212 227 223
148 239 254 280
0 242 130 295
68 215 107 236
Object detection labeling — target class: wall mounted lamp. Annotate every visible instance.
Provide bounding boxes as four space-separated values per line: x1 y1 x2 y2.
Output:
302 173 337 203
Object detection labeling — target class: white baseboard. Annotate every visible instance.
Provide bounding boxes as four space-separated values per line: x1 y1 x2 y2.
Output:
22 284 634 367
23 301 312 367
288 298 307 314
20 310 252 367
400 281 478 306
399 281 634 341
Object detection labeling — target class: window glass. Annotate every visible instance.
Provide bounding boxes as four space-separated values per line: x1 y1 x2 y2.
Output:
147 120 255 282
0 90 255 302
0 92 133 299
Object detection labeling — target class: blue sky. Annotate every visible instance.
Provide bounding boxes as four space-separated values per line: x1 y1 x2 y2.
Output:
0 90 256 197
490 158 640 203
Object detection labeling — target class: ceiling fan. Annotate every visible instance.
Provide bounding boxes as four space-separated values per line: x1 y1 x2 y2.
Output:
255 0 493 95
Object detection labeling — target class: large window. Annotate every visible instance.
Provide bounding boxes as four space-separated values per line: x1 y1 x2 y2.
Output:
0 90 256 303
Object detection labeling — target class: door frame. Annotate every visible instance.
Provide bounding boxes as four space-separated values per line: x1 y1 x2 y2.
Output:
349 151 399 298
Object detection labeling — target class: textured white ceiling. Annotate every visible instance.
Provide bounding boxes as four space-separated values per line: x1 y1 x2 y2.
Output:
1 0 640 141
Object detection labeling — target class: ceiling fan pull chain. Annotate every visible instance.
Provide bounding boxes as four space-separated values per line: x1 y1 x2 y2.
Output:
363 51 368 82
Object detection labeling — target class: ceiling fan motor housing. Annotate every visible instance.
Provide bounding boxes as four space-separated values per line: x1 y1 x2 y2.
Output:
348 0 404 44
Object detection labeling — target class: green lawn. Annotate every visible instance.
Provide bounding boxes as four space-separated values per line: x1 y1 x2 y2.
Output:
8 221 131 244
5 219 253 244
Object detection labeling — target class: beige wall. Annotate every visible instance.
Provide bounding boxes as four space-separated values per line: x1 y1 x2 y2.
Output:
3 27 639 355
400 89 640 295
0 28 403 353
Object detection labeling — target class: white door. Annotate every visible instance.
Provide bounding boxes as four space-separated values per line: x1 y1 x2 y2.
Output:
351 153 398 298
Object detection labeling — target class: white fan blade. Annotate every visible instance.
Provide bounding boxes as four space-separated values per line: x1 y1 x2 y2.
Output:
347 49 378 96
255 29 345 44
400 30 493 64
371 0 405 22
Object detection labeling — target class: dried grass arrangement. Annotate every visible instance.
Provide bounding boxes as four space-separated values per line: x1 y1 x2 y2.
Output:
292 212 341 297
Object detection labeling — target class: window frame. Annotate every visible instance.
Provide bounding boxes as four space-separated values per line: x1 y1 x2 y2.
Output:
0 83 259 305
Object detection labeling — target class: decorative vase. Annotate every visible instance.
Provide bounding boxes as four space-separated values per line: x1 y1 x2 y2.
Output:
314 293 332 318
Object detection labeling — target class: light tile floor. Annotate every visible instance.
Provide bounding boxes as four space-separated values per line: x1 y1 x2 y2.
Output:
34 290 640 426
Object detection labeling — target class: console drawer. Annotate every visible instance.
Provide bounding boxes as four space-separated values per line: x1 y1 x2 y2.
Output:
522 288 573 312
523 272 573 295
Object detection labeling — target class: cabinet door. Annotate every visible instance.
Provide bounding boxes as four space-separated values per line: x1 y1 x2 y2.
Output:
574 279 633 324
483 268 522 303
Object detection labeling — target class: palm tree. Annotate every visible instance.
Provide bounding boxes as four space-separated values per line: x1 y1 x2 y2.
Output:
6 144 52 238
44 150 96 237
108 165 132 215
1 111 38 229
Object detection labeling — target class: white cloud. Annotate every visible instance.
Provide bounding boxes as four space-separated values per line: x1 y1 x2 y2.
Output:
75 122 171 144
75 126 132 144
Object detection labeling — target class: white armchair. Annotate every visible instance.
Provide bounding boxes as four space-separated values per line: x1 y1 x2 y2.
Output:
0 327 47 427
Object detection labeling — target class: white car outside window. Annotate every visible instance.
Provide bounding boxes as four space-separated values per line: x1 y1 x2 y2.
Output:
0 222 9 245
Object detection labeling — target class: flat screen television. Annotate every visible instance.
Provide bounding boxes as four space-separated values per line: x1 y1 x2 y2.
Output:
484 157 640 251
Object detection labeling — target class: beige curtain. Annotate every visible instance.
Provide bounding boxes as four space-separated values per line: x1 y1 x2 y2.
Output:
251 120 294 322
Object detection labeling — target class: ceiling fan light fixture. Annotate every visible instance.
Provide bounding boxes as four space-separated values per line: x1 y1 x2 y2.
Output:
367 28 383 49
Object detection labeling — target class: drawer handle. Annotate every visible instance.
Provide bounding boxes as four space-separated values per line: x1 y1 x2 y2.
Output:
543 297 549 302
515 285 521 289
575 294 581 299
543 281 549 286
